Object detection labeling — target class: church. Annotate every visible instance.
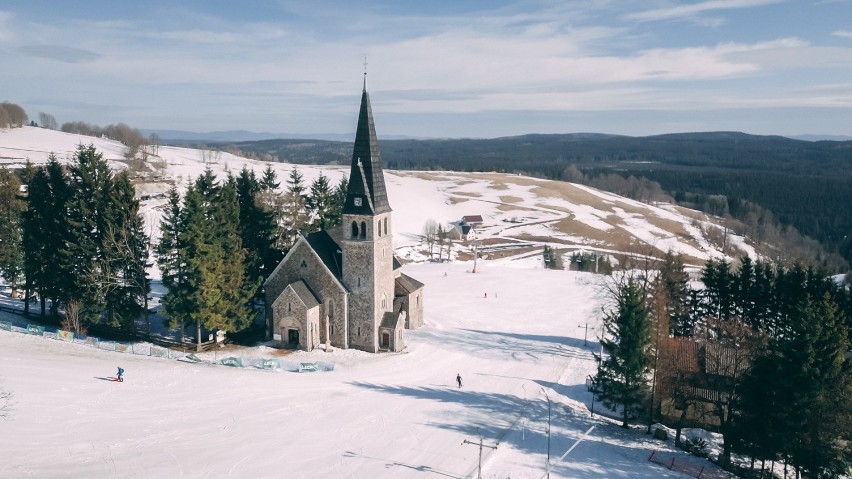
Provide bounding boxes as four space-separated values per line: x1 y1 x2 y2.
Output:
263 76 425 353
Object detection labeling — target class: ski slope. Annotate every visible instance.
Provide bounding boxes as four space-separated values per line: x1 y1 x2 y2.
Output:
0 259 708 478
0 125 737 477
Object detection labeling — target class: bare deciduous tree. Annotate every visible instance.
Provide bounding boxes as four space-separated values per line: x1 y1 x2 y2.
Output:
0 102 28 128
422 219 438 260
38 112 58 130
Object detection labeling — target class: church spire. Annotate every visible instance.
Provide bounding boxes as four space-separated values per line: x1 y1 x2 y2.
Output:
343 70 391 216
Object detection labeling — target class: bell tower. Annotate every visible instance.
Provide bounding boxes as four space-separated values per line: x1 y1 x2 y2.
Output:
341 72 394 353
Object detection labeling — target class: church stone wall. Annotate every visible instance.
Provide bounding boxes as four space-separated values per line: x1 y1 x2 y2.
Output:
265 240 349 349
405 290 424 329
271 288 320 351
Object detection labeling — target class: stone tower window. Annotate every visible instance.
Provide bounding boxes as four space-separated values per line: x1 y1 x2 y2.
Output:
377 219 381 236
360 221 367 239
357 326 361 336
288 302 292 312
351 221 358 238
384 218 388 235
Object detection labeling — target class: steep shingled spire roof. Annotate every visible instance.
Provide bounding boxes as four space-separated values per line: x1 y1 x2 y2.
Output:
343 74 391 216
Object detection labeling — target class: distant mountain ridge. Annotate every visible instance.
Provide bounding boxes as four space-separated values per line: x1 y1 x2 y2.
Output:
140 129 420 143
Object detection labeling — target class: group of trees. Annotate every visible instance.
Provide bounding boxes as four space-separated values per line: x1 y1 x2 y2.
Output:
0 102 28 129
0 146 150 334
594 252 851 477
155 165 348 348
421 220 456 262
0 144 349 346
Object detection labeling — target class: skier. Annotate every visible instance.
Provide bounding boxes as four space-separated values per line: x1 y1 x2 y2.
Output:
456 373 462 388
116 366 124 382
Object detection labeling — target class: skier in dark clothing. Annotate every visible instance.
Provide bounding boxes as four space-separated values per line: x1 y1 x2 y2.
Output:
116 366 124 382
456 373 462 388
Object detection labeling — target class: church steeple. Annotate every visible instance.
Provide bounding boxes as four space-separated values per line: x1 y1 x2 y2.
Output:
343 73 391 216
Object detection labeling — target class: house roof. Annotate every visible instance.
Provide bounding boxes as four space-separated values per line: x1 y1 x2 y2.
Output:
343 77 391 216
462 215 483 223
304 230 343 279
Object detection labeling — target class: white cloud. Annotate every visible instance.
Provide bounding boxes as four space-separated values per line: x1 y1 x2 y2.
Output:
833 30 852 39
625 0 783 23
0 11 13 43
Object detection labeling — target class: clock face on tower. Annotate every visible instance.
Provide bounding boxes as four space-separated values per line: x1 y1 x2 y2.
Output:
354 197 362 207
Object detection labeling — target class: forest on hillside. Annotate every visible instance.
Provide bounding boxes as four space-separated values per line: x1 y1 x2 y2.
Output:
220 133 852 270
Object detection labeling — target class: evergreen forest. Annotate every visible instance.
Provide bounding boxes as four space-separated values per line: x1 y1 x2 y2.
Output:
593 252 852 478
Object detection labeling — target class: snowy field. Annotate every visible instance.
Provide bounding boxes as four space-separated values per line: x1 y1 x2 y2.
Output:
0 258 710 479
0 126 737 478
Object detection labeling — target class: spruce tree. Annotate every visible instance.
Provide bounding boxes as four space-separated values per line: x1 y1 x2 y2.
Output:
21 157 72 317
0 167 24 297
326 175 348 229
781 293 851 477
157 187 193 342
280 167 309 248
595 277 651 427
307 173 335 232
234 168 280 298
657 251 692 337
103 171 150 332
64 144 115 327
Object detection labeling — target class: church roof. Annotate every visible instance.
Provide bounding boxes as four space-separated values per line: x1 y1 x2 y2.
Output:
395 272 425 295
343 77 392 216
379 308 400 329
287 280 320 309
304 230 343 279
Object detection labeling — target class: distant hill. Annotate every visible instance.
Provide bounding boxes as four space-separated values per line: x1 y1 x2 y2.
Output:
230 131 852 268
140 129 420 144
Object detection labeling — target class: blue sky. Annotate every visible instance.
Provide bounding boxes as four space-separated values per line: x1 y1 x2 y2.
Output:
2 0 852 138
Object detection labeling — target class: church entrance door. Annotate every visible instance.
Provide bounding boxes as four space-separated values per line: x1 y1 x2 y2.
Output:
287 328 300 347
381 332 390 348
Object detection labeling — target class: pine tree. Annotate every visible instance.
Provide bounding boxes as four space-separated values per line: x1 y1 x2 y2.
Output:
0 167 25 297
595 277 651 427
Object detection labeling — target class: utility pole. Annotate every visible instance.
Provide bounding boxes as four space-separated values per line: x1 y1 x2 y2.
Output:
578 323 591 346
472 240 480 273
541 388 552 479
462 431 497 479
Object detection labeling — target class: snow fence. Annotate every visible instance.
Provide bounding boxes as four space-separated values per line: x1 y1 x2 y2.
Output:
0 317 333 373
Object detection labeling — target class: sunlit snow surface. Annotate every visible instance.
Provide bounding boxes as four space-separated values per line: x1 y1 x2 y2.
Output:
0 126 736 478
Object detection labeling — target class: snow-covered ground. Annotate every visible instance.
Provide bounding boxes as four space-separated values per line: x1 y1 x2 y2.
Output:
0 126 737 477
0 259 719 479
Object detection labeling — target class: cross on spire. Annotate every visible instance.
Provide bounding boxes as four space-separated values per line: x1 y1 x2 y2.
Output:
363 56 368 91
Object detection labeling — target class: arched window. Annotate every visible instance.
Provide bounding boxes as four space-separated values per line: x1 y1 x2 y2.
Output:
360 221 367 239
377 220 381 236
384 218 388 235
351 221 359 238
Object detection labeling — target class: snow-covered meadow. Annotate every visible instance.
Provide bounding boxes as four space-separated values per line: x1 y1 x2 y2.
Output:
0 126 737 478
